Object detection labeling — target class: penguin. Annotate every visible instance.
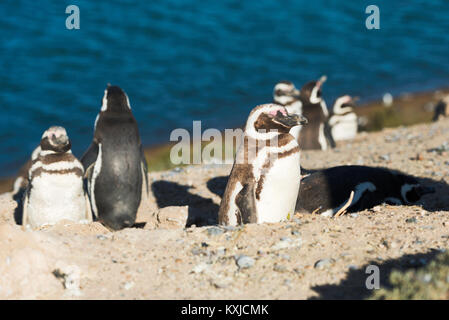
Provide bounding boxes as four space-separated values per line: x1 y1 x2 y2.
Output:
22 126 92 228
81 85 148 230
328 95 358 141
218 103 308 226
432 95 449 121
298 75 335 150
273 81 302 115
295 165 435 217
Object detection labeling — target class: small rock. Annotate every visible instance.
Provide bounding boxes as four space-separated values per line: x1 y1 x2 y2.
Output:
123 281 134 290
207 227 224 236
156 206 188 229
314 258 334 269
191 263 209 274
406 217 417 223
273 264 287 273
235 255 255 269
271 238 302 251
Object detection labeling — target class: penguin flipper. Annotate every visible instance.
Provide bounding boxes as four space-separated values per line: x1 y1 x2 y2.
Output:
84 193 93 222
84 163 95 181
81 143 99 170
22 192 29 228
324 121 336 148
140 145 149 196
235 183 257 224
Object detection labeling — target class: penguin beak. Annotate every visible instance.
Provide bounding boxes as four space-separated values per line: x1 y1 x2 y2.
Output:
291 88 300 98
273 111 308 127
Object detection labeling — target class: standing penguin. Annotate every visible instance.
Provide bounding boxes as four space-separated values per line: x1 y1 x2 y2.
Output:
81 85 148 230
218 104 308 226
432 95 449 121
328 95 358 141
273 81 302 115
296 165 435 217
22 126 92 228
298 75 335 150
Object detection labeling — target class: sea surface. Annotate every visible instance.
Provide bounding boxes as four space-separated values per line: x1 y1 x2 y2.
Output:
0 0 448 176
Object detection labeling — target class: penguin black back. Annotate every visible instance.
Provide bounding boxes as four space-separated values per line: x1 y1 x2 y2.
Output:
82 85 148 230
296 165 435 216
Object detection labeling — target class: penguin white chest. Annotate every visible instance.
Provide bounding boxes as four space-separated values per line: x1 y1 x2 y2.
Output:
27 173 86 228
330 113 358 141
256 153 301 223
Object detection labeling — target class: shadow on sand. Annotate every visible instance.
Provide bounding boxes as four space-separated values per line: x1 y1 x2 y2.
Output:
151 180 219 227
310 249 443 299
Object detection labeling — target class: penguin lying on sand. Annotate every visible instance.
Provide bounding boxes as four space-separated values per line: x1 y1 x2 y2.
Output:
296 165 435 217
218 103 308 226
328 95 358 141
81 85 148 230
22 126 92 228
298 76 335 150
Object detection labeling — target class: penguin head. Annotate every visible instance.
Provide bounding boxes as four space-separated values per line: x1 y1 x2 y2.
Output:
246 104 308 136
101 85 131 113
395 174 435 204
300 75 327 105
40 126 71 153
273 81 300 105
333 95 356 114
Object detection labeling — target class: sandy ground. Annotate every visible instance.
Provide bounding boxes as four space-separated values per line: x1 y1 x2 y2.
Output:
0 118 448 300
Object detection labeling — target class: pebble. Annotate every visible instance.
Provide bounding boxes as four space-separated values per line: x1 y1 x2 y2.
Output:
406 217 417 223
207 227 224 236
235 255 255 269
273 264 287 273
123 281 134 290
314 258 334 269
271 238 302 251
380 154 390 161
191 263 209 274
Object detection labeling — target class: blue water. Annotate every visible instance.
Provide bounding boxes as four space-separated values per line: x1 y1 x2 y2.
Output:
0 0 448 176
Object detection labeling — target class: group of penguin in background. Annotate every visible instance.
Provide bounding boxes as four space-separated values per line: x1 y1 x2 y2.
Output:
13 78 440 230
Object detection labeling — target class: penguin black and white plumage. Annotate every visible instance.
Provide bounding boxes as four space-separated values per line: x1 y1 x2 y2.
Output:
298 75 335 150
295 165 435 217
273 81 302 116
81 85 148 230
432 95 449 121
22 126 92 228
13 145 41 198
328 95 358 141
218 103 308 226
